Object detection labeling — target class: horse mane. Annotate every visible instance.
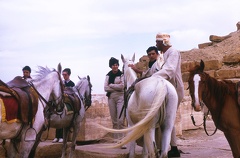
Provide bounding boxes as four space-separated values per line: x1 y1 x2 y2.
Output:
33 66 55 81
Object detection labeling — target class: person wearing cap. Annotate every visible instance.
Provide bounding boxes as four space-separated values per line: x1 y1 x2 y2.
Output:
129 33 184 157
154 33 184 157
104 57 126 148
52 68 75 143
22 65 32 79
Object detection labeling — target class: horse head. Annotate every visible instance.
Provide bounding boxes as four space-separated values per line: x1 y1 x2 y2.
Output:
188 60 207 112
33 64 64 108
75 75 92 109
121 53 137 88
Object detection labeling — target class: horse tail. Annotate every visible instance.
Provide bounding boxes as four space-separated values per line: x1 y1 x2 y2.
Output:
105 78 167 148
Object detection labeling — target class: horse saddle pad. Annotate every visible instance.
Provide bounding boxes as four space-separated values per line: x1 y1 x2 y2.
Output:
0 96 20 123
64 94 81 113
0 78 39 124
64 103 74 115
64 87 81 113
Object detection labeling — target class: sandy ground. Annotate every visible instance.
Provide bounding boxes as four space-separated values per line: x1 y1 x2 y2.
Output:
178 128 232 158
0 123 233 158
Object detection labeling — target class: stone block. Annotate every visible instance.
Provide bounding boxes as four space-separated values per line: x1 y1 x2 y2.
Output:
181 61 196 73
237 21 240 31
209 35 231 43
205 70 215 77
235 69 240 77
198 42 212 49
223 53 240 64
215 69 236 79
203 60 222 71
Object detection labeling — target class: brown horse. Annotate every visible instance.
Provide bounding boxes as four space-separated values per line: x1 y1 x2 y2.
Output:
188 60 240 158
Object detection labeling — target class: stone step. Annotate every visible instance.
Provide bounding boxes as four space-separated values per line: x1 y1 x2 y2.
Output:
0 140 143 158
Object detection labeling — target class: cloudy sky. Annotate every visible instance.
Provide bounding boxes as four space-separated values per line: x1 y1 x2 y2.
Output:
1 0 240 94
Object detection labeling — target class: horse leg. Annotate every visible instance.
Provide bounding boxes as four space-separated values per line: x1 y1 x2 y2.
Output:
69 121 81 158
128 140 136 158
126 114 136 158
142 137 148 158
144 128 157 158
7 139 19 158
29 126 45 158
224 132 240 158
159 83 178 158
14 127 39 158
160 107 177 157
18 140 35 157
61 128 69 158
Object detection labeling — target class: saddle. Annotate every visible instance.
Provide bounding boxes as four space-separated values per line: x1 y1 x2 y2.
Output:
0 76 38 124
120 76 149 119
63 87 81 114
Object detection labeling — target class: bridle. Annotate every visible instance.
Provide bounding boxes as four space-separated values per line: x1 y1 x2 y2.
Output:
188 72 218 136
84 78 92 111
19 70 64 143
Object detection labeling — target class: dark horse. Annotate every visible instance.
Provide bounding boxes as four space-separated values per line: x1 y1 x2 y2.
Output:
188 60 240 158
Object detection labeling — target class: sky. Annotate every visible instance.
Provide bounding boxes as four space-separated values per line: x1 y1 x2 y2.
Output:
1 0 240 94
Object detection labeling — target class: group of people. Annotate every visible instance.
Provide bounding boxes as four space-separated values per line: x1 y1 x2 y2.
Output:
104 32 184 157
21 65 75 143
21 32 183 157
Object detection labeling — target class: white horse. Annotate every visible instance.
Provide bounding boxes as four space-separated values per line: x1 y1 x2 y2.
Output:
100 54 178 158
46 75 92 158
0 64 64 158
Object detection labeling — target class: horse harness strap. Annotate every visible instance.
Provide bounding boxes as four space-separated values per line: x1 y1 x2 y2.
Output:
0 76 39 125
236 81 240 107
119 76 150 119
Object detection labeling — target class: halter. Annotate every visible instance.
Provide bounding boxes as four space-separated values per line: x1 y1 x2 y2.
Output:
29 70 64 109
188 72 218 136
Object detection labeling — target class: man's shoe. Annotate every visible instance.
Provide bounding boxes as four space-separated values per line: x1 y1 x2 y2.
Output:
168 146 180 157
52 138 58 143
58 138 63 143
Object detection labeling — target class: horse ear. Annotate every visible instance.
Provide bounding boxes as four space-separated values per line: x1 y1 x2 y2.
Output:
57 63 62 74
200 60 205 72
78 76 81 80
87 75 90 81
121 54 125 63
132 53 135 62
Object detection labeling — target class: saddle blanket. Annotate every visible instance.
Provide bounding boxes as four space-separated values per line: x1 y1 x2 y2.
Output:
64 103 74 115
0 96 20 123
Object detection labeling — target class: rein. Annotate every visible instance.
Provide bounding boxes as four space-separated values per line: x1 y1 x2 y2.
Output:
190 109 218 136
28 82 61 108
189 80 218 136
